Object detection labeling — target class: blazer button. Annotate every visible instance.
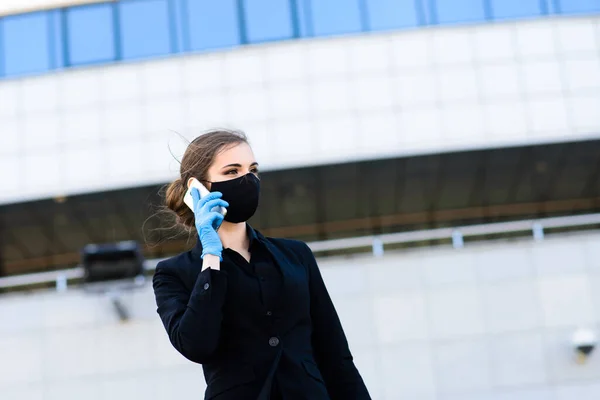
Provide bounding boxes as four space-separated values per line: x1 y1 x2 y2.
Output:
266 311 273 316
268 337 279 347
203 283 210 290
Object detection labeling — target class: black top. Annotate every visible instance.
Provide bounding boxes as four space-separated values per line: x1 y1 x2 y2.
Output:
152 226 371 400
222 228 284 399
222 227 282 317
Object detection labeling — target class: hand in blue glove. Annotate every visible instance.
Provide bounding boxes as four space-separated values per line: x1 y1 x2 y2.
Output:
191 189 228 260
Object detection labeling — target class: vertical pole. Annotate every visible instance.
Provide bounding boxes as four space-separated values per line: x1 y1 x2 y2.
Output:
452 230 464 249
372 237 384 257
532 222 545 241
236 0 248 44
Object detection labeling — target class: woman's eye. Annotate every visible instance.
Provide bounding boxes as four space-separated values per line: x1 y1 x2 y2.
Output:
225 169 237 175
251 168 260 175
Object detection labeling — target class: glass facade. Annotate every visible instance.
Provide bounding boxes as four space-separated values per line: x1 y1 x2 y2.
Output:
0 0 598 78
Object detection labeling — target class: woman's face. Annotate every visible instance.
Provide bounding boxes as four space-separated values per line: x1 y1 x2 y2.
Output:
206 142 259 188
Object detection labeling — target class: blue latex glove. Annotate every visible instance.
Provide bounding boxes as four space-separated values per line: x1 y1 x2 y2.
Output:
191 189 228 260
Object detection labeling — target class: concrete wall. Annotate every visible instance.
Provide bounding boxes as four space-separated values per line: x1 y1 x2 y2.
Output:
1 16 600 205
2 231 600 399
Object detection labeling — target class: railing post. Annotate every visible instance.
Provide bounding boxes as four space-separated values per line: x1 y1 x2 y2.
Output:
533 222 545 241
372 237 384 257
452 230 464 249
56 274 67 292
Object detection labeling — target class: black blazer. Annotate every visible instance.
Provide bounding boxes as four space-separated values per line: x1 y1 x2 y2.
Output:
152 228 371 400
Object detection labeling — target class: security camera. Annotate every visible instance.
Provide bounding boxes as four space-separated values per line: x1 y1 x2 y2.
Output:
572 328 597 364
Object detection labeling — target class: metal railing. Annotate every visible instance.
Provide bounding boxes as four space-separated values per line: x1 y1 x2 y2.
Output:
1 212 600 292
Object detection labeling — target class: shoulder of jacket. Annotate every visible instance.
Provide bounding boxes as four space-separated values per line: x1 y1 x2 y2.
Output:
265 236 308 251
154 251 193 274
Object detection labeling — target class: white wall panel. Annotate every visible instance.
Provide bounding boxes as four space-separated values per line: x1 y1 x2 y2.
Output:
1 118 21 156
489 333 547 387
101 64 143 103
2 387 44 400
484 101 529 143
0 80 19 118
566 57 600 91
381 343 436 399
21 76 59 114
473 27 515 61
1 16 600 204
61 109 103 145
374 293 428 343
2 155 21 196
428 287 486 340
482 281 542 333
264 45 307 82
538 275 596 328
569 95 600 131
556 383 600 400
479 64 521 99
0 334 43 386
556 19 598 54
347 36 391 74
516 22 557 58
24 152 62 194
434 339 491 393
23 112 61 149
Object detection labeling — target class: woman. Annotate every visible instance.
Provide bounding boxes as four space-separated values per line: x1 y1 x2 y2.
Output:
153 129 371 400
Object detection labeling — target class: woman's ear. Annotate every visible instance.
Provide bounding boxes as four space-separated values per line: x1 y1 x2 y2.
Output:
186 177 195 190
187 177 212 191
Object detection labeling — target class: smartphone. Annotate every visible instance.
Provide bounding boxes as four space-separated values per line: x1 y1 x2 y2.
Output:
183 178 227 216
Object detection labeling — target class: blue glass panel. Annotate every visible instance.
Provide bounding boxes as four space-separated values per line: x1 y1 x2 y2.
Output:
244 0 294 42
3 12 51 76
366 0 421 30
186 0 240 51
66 4 115 65
491 0 543 19
558 0 600 14
119 0 172 60
310 0 362 36
434 0 486 24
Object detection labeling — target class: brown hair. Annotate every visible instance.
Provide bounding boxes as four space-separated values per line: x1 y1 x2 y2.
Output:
165 129 249 231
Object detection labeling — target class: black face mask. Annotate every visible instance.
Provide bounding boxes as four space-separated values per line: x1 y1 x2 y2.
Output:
208 173 260 223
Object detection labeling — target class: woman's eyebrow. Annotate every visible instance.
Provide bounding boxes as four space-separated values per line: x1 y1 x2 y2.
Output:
221 163 242 169
221 162 259 169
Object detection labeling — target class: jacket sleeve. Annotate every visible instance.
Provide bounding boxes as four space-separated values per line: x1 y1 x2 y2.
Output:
152 261 227 364
301 242 372 400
